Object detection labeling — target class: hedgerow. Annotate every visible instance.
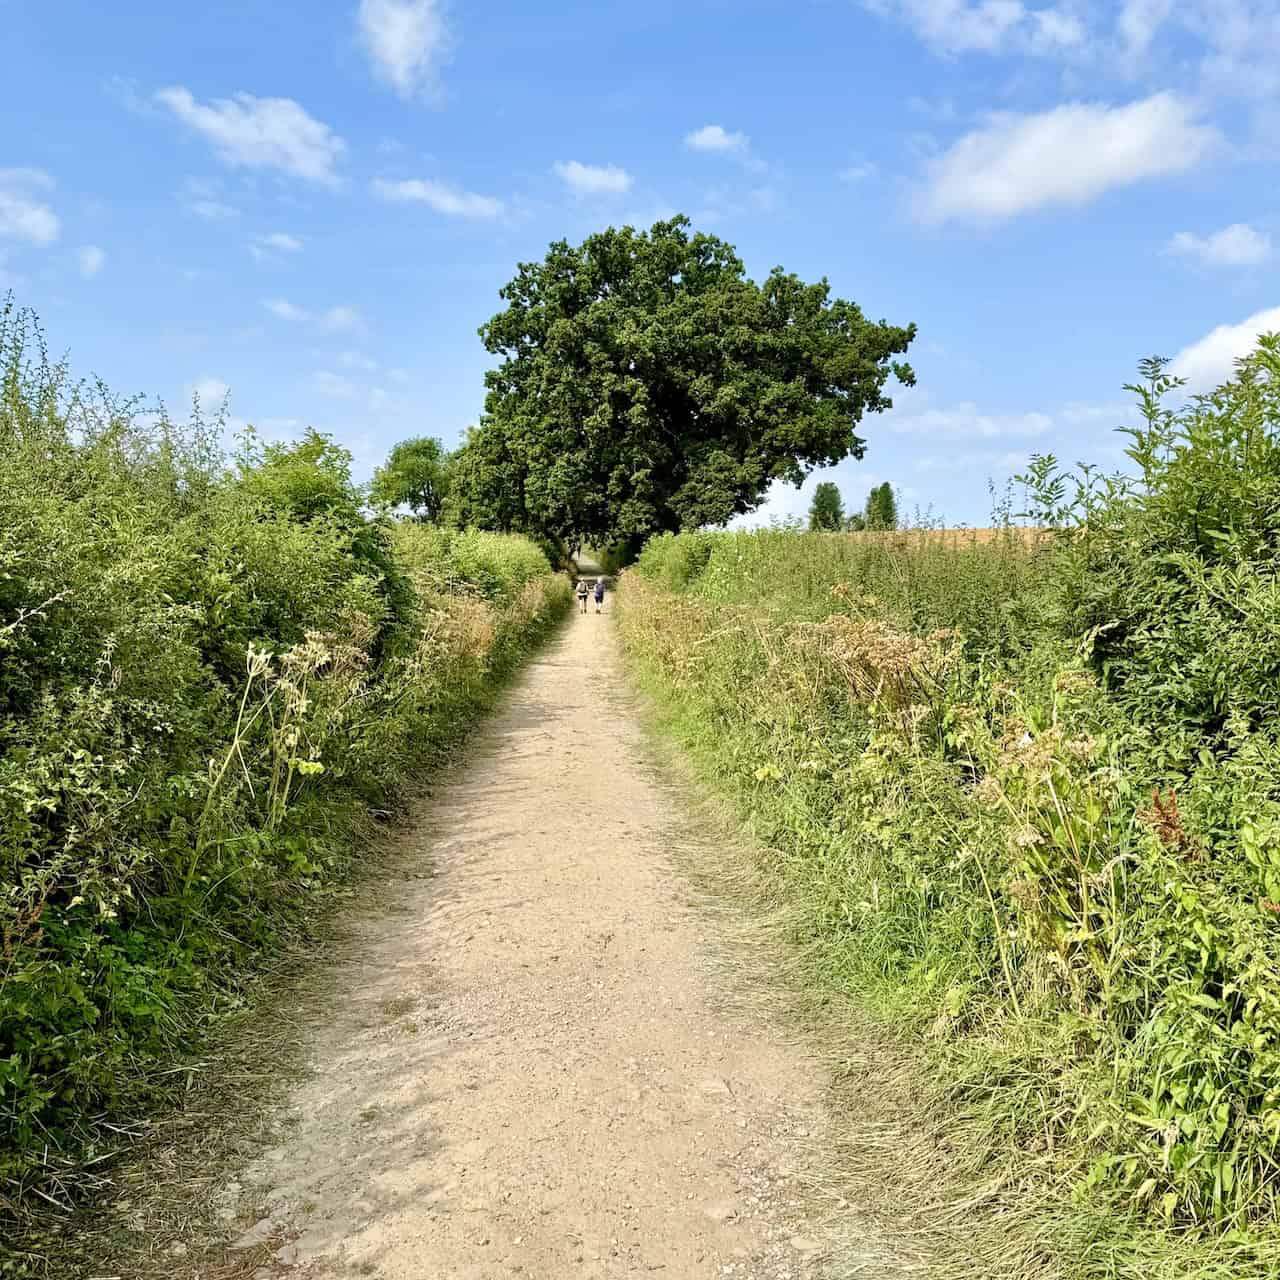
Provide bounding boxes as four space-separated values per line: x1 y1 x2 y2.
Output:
0 301 571 1237
617 339 1280 1278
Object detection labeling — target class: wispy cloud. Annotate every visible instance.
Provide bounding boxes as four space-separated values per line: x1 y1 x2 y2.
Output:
313 369 356 398
263 297 309 321
250 231 305 260
262 299 366 334
357 0 451 99
372 177 504 218
78 245 106 278
553 160 633 195
915 448 1031 473
839 162 878 182
889 401 1053 438
180 177 239 221
156 87 346 186
0 169 60 246
861 0 1085 56
917 94 1217 224
1167 222 1272 267
320 305 363 334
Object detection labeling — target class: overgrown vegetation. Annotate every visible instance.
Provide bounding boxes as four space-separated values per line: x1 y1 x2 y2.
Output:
617 338 1280 1277
0 301 570 1246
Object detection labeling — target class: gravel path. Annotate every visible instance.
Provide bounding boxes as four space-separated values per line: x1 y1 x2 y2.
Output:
221 608 863 1279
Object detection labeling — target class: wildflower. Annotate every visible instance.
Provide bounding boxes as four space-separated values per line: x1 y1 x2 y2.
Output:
973 776 1003 809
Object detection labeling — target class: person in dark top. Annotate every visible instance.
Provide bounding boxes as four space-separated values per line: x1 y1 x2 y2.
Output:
593 577 606 613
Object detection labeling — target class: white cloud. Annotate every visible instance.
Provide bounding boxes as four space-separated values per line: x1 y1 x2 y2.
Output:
1167 222 1272 267
190 376 230 406
1186 1 1280 105
250 231 304 260
918 93 1216 223
862 0 1083 56
1028 6 1086 51
78 245 106 278
313 370 356 398
553 160 633 196
869 2 1280 119
156 87 346 186
263 297 309 321
339 350 379 371
0 169 60 246
371 176 504 218
357 0 451 99
684 125 767 173
1170 305 1280 389
685 124 748 153
889 403 1054 437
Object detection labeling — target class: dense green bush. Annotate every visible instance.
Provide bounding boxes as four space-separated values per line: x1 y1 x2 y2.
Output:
619 338 1280 1279
0 301 570 1221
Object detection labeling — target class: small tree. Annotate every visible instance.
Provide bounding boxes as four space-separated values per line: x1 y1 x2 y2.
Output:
808 481 845 531
865 482 898 530
371 436 450 522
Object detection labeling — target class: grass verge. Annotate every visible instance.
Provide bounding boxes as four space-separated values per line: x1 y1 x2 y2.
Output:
5 611 571 1279
615 518 1280 1279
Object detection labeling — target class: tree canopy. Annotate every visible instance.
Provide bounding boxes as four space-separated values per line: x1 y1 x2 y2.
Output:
865 481 898 530
451 217 915 551
808 481 845 531
371 435 450 521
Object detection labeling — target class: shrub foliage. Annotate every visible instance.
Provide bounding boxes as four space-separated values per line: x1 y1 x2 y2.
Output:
0 301 570 1220
618 338 1280 1277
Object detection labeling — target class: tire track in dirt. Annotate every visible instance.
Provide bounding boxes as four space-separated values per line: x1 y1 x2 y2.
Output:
218 608 894 1279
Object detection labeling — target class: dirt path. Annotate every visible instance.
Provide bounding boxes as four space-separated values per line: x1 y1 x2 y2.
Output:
221 609 862 1280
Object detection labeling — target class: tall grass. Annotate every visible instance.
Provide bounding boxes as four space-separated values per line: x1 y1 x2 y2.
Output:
0 301 571 1239
617 341 1280 1278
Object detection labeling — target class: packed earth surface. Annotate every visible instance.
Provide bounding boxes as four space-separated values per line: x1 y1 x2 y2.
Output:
201 602 896 1280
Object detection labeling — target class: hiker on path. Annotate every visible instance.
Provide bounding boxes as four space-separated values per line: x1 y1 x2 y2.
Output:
576 578 589 613
594 577 606 613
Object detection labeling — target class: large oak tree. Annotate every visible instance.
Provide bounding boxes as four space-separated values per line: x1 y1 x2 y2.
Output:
452 217 915 551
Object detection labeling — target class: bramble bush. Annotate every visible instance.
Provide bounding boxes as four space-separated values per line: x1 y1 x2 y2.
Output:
617 337 1280 1278
0 301 570 1226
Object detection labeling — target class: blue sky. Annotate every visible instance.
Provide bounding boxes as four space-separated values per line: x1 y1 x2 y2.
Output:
4 0 1278 526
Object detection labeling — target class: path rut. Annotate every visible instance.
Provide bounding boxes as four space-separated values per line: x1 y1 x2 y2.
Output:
223 608 857 1279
